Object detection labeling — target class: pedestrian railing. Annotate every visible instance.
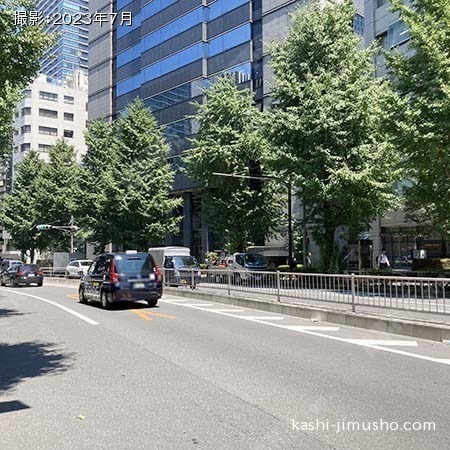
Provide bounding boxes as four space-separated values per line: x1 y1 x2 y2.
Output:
162 268 450 315
40 266 68 278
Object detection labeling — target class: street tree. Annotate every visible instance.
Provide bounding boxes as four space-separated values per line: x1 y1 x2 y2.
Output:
35 140 81 250
266 0 401 271
81 100 181 250
0 151 49 260
186 76 284 252
78 119 119 252
0 0 54 157
387 0 450 249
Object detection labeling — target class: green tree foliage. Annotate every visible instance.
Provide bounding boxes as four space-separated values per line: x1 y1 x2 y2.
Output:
35 140 81 250
77 119 119 251
0 151 49 259
80 99 181 250
0 0 54 157
266 0 401 271
387 0 450 236
186 77 284 252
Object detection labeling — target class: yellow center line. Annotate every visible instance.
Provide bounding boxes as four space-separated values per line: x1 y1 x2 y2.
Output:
146 311 176 319
131 310 153 321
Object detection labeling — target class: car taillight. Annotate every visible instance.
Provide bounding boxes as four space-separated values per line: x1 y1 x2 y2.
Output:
17 271 24 277
153 263 162 282
110 259 119 284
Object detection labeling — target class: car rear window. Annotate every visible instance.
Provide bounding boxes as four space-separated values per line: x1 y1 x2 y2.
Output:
114 255 154 275
80 261 91 267
23 264 39 270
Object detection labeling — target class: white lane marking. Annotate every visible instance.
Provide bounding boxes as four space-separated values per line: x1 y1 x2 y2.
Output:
210 309 246 313
183 303 213 307
240 316 286 321
44 283 79 289
0 288 98 325
344 339 418 347
284 326 340 332
162 298 190 302
167 299 450 366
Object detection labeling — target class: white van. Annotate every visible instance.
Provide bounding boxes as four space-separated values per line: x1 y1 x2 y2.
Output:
147 247 200 285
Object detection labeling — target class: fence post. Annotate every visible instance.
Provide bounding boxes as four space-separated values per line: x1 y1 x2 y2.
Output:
351 273 356 313
191 268 194 289
277 270 281 302
227 267 231 296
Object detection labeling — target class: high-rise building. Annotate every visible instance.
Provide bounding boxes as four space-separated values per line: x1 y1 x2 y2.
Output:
89 0 364 257
363 1 447 264
38 0 89 81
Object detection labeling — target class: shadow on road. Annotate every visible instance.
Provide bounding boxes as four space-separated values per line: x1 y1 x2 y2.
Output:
85 301 157 311
0 400 31 414
0 308 26 318
0 341 73 394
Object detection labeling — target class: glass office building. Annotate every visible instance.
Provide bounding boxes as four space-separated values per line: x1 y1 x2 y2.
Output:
38 0 89 81
89 0 364 256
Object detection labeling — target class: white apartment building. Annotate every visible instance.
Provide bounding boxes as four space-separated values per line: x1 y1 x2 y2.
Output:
12 72 88 172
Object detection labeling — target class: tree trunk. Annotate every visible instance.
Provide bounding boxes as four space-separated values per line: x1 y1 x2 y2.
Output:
30 248 35 263
441 236 448 258
319 224 338 273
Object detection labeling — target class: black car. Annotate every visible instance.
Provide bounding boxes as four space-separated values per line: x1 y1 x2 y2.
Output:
1 264 43 287
79 252 162 309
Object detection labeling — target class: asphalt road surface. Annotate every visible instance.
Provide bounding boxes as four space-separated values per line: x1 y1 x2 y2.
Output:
1 283 450 450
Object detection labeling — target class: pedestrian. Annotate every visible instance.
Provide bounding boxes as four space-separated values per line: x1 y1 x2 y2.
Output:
376 248 390 269
306 252 312 267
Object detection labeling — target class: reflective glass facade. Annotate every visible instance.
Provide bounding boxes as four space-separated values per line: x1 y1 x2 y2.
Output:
38 0 89 81
114 0 259 167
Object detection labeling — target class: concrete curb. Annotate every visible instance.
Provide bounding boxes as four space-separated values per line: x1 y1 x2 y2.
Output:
165 287 450 343
46 277 79 286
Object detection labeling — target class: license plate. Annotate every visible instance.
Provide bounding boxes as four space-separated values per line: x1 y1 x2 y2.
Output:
133 282 145 289
28 274 35 277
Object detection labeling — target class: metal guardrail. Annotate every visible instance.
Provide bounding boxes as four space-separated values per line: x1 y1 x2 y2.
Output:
162 268 450 315
40 266 69 278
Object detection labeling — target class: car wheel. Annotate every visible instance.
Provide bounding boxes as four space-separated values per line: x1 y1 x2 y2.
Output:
78 287 87 304
37 282 43 287
0 279 5 287
101 291 111 310
11 278 17 287
147 299 158 308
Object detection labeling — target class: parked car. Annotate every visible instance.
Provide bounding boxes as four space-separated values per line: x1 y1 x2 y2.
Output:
79 251 162 309
1 264 43 287
148 246 201 286
0 259 22 274
65 259 93 279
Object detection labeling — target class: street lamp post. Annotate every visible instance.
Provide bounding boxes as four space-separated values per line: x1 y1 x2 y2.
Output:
212 172 295 269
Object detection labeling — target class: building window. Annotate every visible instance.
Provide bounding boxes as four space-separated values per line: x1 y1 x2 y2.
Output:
21 107 31 116
20 143 31 152
39 108 58 119
23 89 32 98
39 126 57 136
38 144 51 152
377 0 387 7
21 125 31 134
354 13 365 36
63 129 74 138
388 21 410 48
64 112 74 121
39 91 58 101
377 31 389 50
64 95 74 104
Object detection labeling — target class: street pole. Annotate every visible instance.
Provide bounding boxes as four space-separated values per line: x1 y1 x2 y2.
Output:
70 215 74 254
287 180 294 270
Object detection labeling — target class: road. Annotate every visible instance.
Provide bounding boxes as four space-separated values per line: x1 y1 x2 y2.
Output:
1 283 450 449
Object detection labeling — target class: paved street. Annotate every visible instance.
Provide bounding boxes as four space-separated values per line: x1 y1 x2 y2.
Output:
1 283 450 449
